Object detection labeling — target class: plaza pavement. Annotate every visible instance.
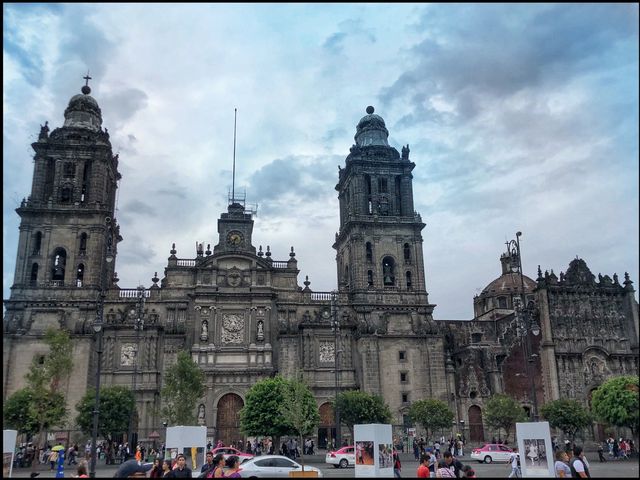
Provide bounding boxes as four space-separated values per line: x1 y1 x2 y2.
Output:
9 452 639 478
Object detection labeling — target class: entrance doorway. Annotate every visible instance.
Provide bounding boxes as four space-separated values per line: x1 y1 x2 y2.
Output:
468 405 485 442
318 402 336 449
216 393 244 446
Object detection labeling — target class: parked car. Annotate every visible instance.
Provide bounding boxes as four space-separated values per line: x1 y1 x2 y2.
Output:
325 445 355 468
210 446 254 461
471 443 514 463
238 455 323 478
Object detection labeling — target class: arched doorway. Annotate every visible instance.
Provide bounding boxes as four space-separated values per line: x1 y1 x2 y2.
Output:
318 402 336 449
468 405 485 442
216 394 244 446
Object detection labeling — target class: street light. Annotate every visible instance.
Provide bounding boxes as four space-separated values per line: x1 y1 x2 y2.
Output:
90 218 114 478
127 285 145 449
331 290 341 449
506 232 540 421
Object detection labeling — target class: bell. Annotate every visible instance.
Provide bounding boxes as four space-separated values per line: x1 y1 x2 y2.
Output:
384 275 393 284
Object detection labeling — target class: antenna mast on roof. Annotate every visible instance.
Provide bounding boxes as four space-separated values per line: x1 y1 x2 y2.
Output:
232 108 237 203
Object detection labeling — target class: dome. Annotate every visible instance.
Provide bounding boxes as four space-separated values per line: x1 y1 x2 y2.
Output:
354 106 390 147
481 272 536 296
63 89 103 131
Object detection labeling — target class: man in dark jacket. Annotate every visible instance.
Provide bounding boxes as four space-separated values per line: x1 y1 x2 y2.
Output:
199 452 214 477
167 454 192 478
443 451 465 478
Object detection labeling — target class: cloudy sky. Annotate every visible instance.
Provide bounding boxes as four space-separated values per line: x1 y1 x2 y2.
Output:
3 3 638 319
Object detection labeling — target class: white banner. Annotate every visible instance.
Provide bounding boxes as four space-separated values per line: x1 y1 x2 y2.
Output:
516 422 555 478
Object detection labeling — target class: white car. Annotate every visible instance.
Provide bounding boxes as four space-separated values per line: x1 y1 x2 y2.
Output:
238 455 323 478
325 445 356 468
470 443 514 463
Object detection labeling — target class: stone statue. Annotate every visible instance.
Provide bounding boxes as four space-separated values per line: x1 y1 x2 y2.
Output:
257 320 264 341
401 144 410 159
200 319 209 342
197 404 206 425
39 121 49 140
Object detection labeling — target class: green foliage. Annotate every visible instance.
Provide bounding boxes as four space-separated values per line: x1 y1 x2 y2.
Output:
591 375 639 435
334 390 392 436
26 328 74 393
540 399 592 441
409 399 454 443
240 376 296 438
483 394 527 442
161 351 206 425
279 373 320 470
3 388 66 437
76 386 135 439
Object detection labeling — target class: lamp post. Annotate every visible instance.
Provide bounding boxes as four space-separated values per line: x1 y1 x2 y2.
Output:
331 290 341 449
90 218 114 478
506 232 540 421
128 285 145 450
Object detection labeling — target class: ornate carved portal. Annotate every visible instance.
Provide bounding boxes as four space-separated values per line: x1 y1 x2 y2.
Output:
216 393 244 446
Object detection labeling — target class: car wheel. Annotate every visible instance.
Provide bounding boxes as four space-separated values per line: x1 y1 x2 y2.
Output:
339 459 348 468
484 456 492 464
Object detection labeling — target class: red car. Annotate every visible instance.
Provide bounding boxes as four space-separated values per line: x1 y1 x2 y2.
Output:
210 446 254 461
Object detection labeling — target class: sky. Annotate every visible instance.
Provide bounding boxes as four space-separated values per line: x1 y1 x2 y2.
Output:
3 3 639 320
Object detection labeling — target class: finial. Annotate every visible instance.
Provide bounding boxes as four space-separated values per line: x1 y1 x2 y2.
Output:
113 271 119 283
82 70 92 95
290 246 296 258
152 272 159 284
304 275 311 288
537 265 543 280
265 245 271 258
170 243 177 255
366 106 374 114
205 244 211 256
258 245 264 257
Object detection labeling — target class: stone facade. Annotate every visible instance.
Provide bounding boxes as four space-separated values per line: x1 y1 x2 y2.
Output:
3 86 639 447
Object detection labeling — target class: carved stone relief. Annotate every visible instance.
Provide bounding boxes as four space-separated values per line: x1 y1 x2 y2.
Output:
221 313 244 344
319 341 335 363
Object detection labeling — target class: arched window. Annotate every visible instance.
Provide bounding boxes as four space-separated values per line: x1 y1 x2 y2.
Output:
32 231 43 255
76 264 85 287
367 270 374 287
365 175 372 214
81 162 90 203
365 242 373 263
30 263 39 286
406 271 412 289
51 248 67 282
382 256 395 286
344 265 350 286
403 243 411 263
79 233 88 254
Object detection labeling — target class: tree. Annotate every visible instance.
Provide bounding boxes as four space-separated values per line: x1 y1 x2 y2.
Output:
279 373 320 472
161 351 206 425
590 375 639 438
334 390 392 439
76 386 135 442
3 388 66 438
483 394 527 442
409 399 454 443
240 376 296 445
540 399 592 443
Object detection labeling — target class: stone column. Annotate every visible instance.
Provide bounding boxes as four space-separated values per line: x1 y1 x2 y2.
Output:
538 288 560 400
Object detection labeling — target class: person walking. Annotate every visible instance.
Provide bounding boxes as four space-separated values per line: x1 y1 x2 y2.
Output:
208 454 225 478
393 452 402 478
166 453 192 478
417 453 431 478
597 443 607 462
223 455 242 478
508 447 521 478
149 458 163 478
569 446 591 478
554 450 571 478
199 451 215 477
414 441 420 461
161 459 173 478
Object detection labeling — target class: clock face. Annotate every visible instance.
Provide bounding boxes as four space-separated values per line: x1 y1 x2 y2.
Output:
226 230 244 246
322 309 331 319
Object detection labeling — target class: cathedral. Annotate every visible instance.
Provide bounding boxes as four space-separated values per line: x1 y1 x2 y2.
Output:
3 83 639 448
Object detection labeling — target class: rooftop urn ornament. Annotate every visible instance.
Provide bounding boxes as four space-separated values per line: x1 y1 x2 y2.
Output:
205 243 211 256
152 272 159 285
265 245 271 258
258 245 264 257
170 243 177 255
366 105 374 114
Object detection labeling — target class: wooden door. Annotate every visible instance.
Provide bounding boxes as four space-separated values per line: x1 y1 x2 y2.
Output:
216 394 244 446
468 405 485 442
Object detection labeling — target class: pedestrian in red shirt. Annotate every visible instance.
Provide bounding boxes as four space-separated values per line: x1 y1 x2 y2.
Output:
417 452 431 478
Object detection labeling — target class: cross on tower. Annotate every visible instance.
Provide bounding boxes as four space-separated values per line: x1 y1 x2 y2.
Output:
83 71 92 87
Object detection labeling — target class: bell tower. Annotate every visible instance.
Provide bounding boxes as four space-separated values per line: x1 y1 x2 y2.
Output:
6 77 121 309
333 106 435 316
